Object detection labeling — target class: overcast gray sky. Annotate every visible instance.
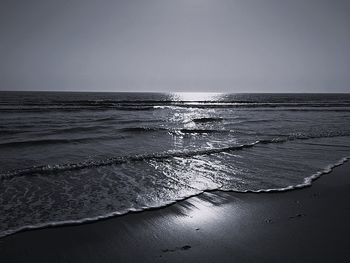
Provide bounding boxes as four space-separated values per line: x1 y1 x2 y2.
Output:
1 0 350 92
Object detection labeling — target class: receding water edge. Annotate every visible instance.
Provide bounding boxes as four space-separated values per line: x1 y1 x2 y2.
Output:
1 156 348 240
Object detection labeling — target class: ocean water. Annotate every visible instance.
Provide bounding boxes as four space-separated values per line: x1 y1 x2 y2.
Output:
0 91 350 237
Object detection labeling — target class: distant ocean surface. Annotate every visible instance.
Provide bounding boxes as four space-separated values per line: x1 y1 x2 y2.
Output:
1 92 350 237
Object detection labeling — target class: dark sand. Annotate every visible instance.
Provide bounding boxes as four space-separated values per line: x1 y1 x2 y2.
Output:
1 162 350 263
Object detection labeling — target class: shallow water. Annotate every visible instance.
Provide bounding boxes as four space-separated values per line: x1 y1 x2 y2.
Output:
0 92 350 237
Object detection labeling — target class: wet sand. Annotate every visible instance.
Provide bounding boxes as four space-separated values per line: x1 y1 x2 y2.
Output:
1 162 350 263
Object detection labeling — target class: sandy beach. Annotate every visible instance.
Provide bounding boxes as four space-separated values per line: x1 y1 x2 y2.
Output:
0 162 349 262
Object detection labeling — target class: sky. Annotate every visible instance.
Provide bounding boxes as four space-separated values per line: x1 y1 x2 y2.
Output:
1 0 350 93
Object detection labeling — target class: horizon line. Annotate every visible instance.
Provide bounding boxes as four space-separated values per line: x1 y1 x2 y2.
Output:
0 90 349 94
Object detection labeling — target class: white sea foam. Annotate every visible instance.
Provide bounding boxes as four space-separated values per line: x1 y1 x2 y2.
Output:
0 155 348 239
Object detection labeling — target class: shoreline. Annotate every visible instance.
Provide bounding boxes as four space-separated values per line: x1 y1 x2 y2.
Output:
1 162 350 262
0 156 348 240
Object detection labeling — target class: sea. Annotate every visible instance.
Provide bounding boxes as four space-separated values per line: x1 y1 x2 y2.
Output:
0 91 350 237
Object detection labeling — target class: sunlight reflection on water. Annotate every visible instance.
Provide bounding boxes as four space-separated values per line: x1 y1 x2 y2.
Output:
170 92 224 102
